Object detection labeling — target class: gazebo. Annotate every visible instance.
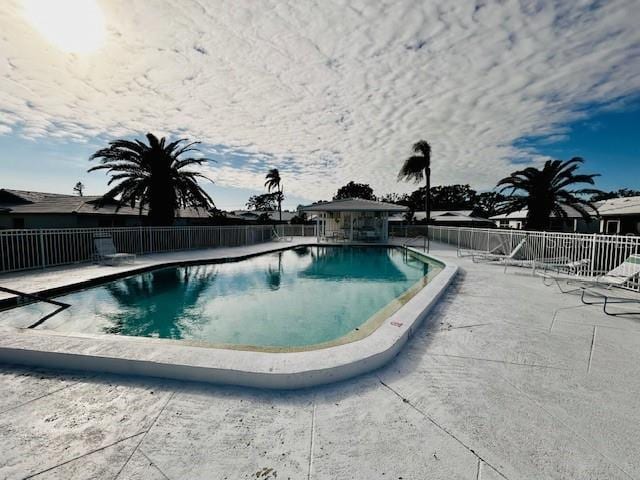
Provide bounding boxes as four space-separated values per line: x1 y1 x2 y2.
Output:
301 198 408 242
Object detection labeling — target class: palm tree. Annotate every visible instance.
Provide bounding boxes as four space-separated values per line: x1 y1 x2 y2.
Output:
265 168 283 221
89 133 214 226
398 140 432 223
497 157 601 231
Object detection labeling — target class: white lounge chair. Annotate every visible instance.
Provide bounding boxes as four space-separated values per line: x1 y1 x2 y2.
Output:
272 228 293 242
538 254 640 294
94 234 136 265
532 257 590 276
458 236 511 258
580 284 640 316
471 238 527 264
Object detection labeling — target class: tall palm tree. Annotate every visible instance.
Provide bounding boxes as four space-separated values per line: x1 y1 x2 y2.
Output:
265 168 283 221
497 157 601 231
398 140 432 223
89 133 214 226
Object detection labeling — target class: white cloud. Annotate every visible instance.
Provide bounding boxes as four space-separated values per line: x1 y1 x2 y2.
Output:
0 0 639 201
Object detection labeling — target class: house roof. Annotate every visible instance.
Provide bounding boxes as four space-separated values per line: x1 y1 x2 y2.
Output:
388 210 491 224
415 210 474 220
595 196 640 216
229 210 297 222
301 198 407 213
432 214 494 224
490 204 598 220
0 189 210 218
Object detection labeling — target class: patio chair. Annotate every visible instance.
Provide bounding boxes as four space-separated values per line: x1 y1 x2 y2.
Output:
94 234 136 266
532 257 590 276
470 237 527 264
538 253 640 295
272 227 293 242
458 235 511 258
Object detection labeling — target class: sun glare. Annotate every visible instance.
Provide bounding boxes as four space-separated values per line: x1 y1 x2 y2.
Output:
23 0 105 54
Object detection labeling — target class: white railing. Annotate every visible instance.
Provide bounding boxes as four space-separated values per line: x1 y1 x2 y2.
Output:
0 224 318 274
390 225 640 291
275 224 317 237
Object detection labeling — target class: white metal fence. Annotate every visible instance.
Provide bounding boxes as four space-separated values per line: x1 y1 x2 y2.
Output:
391 225 640 291
0 224 317 274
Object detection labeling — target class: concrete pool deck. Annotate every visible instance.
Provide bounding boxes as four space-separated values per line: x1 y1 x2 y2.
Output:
1 239 639 478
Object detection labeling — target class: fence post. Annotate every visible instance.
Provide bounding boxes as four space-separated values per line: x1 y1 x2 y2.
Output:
39 231 46 269
590 233 597 275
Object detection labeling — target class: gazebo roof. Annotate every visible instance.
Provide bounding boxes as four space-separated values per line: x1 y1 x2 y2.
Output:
301 198 408 213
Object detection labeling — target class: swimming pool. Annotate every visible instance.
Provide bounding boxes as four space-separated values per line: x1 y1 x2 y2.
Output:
4 246 442 351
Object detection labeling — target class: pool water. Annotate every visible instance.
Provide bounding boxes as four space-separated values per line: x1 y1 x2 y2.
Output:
3 246 442 350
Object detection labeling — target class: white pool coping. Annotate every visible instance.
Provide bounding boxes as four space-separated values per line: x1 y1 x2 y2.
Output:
0 245 457 389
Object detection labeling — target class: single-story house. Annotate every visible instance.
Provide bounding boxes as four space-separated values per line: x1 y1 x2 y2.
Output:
301 198 407 241
227 210 298 224
595 196 640 235
389 210 495 228
0 189 212 229
490 205 599 233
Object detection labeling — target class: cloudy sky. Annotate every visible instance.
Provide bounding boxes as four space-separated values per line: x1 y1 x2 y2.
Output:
0 0 639 209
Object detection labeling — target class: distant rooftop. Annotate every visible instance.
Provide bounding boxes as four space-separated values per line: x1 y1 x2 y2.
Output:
301 198 407 212
490 203 598 220
229 210 297 222
595 196 640 216
0 189 210 218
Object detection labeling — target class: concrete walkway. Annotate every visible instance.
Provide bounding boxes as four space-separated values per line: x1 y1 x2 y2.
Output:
1 241 639 479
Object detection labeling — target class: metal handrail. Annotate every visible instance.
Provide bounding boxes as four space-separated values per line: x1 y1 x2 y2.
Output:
403 235 429 252
0 286 70 328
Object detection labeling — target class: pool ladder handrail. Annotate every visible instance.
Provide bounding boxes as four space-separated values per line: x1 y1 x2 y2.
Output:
0 286 71 329
402 235 429 252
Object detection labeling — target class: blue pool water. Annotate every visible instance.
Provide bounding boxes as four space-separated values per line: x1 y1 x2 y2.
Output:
4 246 442 349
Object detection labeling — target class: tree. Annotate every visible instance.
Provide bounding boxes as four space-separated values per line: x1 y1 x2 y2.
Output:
265 168 283 221
430 184 476 210
89 133 214 226
497 157 601 231
333 181 376 200
73 181 85 196
246 193 278 211
590 188 640 202
290 206 309 224
378 193 407 204
398 140 432 224
473 191 506 218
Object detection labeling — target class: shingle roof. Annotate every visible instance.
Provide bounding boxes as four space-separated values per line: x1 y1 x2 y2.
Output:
229 210 297 221
490 204 598 220
301 198 408 212
413 210 474 220
0 189 210 218
595 196 640 216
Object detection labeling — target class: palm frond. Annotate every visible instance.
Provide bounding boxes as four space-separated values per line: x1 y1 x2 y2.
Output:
89 132 215 225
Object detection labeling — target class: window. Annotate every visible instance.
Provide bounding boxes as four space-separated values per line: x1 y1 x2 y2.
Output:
605 219 620 234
